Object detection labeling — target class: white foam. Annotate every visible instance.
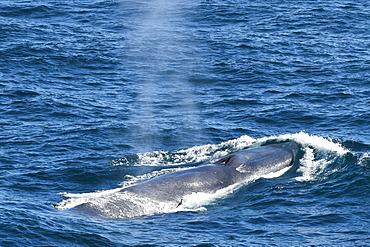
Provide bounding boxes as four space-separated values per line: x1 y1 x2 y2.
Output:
294 146 332 182
54 187 122 210
255 132 349 182
112 135 256 167
262 166 291 179
257 132 348 155
177 182 247 212
56 132 349 214
112 132 347 168
86 191 180 218
55 167 192 210
358 152 370 167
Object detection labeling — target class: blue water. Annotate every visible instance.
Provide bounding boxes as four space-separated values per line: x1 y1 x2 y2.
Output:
1 0 370 246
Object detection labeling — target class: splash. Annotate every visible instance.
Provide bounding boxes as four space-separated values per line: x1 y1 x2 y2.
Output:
54 167 191 210
55 132 349 214
295 146 333 182
112 132 347 168
54 187 122 210
111 135 256 166
359 152 370 167
283 132 348 181
178 182 246 211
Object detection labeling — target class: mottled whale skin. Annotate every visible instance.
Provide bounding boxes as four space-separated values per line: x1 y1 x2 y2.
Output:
73 142 300 218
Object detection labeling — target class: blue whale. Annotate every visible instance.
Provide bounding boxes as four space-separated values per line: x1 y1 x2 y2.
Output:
72 142 300 218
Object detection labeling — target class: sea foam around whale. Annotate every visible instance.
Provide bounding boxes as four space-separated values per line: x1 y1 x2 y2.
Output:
55 132 348 215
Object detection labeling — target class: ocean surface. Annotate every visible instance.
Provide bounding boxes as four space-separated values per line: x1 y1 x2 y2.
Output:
1 0 370 246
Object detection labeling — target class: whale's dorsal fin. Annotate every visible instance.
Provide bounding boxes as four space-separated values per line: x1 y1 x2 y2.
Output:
176 199 183 208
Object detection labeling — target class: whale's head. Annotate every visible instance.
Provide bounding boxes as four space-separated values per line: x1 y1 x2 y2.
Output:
215 141 300 176
274 141 300 159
